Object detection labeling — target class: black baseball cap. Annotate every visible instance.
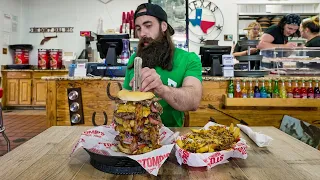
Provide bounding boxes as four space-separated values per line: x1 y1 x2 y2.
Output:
134 3 175 36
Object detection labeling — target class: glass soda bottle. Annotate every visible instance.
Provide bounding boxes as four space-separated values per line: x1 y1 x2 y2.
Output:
241 80 248 98
280 80 287 98
287 80 293 98
307 80 314 99
235 79 242 98
260 80 267 98
227 79 234 98
272 80 280 98
293 80 301 98
267 80 272 98
314 80 320 99
300 80 307 99
120 39 130 65
254 79 260 98
248 80 254 98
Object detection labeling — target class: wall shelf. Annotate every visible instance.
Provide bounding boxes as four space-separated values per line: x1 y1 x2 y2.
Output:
222 94 320 108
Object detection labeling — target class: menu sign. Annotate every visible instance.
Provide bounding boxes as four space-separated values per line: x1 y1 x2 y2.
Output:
29 27 74 33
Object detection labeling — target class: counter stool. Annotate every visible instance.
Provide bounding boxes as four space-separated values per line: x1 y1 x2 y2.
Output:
0 88 10 152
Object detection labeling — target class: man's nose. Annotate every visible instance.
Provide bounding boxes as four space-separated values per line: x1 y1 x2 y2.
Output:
139 28 148 38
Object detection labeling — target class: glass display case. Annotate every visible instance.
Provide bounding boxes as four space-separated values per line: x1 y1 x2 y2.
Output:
260 47 320 76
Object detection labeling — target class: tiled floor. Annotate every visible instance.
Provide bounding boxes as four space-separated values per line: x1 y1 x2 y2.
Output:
0 110 47 156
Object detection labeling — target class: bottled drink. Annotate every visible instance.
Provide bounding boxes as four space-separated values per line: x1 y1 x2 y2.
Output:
254 80 260 98
300 80 307 99
260 80 267 98
307 80 314 99
280 80 287 98
120 39 130 65
287 80 293 98
227 79 234 98
235 79 242 98
272 80 280 98
241 80 248 98
267 80 272 98
314 80 320 99
293 80 301 98
248 80 254 98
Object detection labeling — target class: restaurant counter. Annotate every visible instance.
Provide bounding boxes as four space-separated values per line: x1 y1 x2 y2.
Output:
42 75 320 128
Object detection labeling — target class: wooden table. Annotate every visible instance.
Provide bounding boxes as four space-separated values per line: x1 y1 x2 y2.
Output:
0 126 319 180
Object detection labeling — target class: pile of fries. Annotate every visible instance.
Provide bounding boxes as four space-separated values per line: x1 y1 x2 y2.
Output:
176 123 240 153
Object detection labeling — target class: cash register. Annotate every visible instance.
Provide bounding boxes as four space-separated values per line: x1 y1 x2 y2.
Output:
86 34 130 77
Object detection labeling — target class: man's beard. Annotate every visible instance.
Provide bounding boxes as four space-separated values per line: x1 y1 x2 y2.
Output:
135 33 173 71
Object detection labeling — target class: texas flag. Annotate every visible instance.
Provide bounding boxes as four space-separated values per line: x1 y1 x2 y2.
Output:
189 8 215 34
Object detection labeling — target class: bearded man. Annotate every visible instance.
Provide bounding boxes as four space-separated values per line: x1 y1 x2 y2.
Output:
122 3 202 127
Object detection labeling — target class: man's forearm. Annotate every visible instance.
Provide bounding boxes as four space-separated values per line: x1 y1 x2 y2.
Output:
155 85 201 112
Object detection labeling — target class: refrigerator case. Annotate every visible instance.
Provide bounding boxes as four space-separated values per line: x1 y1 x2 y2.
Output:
260 47 320 76
149 0 188 51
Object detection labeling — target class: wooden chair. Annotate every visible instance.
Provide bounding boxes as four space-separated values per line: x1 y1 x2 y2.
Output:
0 88 10 152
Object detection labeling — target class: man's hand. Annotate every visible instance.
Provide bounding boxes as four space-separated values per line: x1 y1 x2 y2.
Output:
129 67 163 93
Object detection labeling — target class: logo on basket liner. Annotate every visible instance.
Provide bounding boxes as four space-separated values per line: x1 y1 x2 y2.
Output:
71 138 86 154
82 130 105 138
233 144 247 155
137 153 170 170
178 148 190 164
159 131 167 142
98 142 117 148
204 152 224 167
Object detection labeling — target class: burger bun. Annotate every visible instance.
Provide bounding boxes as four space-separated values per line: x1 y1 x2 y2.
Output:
117 90 155 101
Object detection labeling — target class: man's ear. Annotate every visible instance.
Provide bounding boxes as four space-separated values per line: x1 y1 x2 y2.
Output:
161 21 168 32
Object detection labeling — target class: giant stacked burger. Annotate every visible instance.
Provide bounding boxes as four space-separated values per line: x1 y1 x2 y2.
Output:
113 90 163 155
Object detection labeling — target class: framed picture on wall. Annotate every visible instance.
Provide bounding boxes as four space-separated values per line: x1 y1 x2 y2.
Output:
224 34 233 41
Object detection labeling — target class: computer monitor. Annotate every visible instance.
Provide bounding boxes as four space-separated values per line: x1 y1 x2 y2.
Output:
199 45 231 76
96 34 130 65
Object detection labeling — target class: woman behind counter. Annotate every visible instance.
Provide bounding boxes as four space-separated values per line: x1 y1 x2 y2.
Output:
257 14 301 49
300 16 320 47
233 22 262 57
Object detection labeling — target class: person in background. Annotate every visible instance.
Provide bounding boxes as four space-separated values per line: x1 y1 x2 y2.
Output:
233 22 262 57
122 3 203 127
257 14 301 49
300 16 320 47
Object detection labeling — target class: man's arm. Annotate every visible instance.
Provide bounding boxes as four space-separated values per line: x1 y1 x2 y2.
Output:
155 76 202 112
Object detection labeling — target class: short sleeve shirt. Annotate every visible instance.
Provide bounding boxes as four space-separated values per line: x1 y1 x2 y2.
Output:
123 48 202 127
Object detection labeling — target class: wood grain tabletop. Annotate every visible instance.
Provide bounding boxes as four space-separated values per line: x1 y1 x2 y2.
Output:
0 126 319 180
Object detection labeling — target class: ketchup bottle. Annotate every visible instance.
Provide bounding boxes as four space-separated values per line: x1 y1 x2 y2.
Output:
307 80 314 99
300 80 307 99
293 80 301 98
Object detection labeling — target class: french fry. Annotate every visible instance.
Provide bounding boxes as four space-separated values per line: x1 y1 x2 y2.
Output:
233 127 240 139
130 120 135 127
191 129 201 133
208 144 216 152
196 145 209 153
229 123 234 132
176 139 184 148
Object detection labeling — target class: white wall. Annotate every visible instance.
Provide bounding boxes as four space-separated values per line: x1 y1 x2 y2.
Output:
0 0 22 66
21 0 147 65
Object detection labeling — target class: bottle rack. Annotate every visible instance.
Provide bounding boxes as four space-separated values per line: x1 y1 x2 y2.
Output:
222 94 320 108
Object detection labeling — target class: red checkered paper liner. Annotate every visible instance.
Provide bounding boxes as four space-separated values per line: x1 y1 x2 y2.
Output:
71 123 179 176
175 122 248 169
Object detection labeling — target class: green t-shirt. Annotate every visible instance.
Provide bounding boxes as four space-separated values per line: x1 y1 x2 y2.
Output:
123 48 202 127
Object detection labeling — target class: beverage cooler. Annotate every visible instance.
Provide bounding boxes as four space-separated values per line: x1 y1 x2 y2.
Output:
148 0 189 50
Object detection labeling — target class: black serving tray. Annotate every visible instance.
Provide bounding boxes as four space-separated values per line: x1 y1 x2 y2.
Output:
84 149 146 175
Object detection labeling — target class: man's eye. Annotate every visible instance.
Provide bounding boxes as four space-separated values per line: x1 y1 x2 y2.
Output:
146 25 151 28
